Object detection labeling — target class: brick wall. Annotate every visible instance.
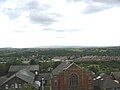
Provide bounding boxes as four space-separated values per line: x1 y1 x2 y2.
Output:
52 63 94 90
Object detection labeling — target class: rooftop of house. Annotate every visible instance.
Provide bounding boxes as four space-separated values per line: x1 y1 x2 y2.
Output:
36 73 51 81
1 69 39 89
8 65 39 72
1 69 35 85
0 76 7 86
52 61 71 76
94 73 120 89
111 72 120 80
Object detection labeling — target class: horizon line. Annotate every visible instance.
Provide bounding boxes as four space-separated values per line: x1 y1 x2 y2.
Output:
0 45 120 49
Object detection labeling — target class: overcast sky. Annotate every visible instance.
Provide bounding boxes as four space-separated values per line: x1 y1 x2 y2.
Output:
0 0 120 48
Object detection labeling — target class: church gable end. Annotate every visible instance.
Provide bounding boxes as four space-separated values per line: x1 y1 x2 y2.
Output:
52 62 93 90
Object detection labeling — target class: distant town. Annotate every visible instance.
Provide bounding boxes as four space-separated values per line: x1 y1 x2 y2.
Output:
0 47 120 90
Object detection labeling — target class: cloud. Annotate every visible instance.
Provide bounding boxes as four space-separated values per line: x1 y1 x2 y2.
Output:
2 8 21 19
29 13 57 25
56 37 65 38
25 0 60 25
25 0 50 11
1 0 120 47
1 1 21 19
44 29 66 32
0 0 6 3
70 0 120 4
43 28 81 33
0 0 61 27
26 0 62 25
1 0 52 20
66 0 82 3
69 0 120 14
92 0 120 5
83 3 110 14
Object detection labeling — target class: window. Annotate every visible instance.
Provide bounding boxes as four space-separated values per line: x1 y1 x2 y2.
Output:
18 84 21 88
11 84 14 88
15 83 18 88
69 73 79 90
69 73 78 86
5 84 8 89
54 80 58 86
115 87 120 90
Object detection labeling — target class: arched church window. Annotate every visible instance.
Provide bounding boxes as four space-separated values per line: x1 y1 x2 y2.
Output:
69 73 78 86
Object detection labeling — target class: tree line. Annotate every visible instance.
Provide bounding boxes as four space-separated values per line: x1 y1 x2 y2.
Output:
1 47 120 58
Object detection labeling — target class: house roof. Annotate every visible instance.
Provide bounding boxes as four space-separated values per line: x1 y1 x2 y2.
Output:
94 73 120 89
101 77 120 89
9 65 39 72
16 69 35 84
0 76 7 86
1 69 35 85
36 73 51 81
1 69 39 89
52 61 82 76
52 61 94 81
112 72 120 80
52 61 71 75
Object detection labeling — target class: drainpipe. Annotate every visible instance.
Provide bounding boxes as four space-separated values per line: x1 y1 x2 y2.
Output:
42 78 44 90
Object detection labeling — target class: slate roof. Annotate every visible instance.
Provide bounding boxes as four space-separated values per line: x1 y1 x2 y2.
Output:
52 61 71 75
0 76 7 86
9 65 39 72
1 69 39 89
112 72 120 80
94 73 120 89
16 69 35 84
36 73 51 81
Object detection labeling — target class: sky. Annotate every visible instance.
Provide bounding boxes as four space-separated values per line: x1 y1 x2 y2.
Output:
0 0 120 48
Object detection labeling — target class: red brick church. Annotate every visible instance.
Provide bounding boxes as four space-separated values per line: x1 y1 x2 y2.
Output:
51 62 93 90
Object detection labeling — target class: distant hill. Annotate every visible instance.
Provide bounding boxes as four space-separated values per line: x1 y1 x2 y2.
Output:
0 46 120 61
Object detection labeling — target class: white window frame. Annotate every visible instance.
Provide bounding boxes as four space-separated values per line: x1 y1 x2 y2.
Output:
15 83 18 88
5 84 8 89
18 84 22 88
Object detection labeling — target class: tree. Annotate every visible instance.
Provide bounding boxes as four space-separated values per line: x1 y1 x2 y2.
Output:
88 65 99 75
21 83 36 90
30 59 36 65
0 63 6 76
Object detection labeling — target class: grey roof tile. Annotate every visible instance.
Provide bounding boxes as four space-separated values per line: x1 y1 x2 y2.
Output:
94 74 120 89
16 69 35 84
0 69 39 89
0 76 7 86
52 61 71 75
112 72 120 80
9 65 39 72
36 73 51 81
